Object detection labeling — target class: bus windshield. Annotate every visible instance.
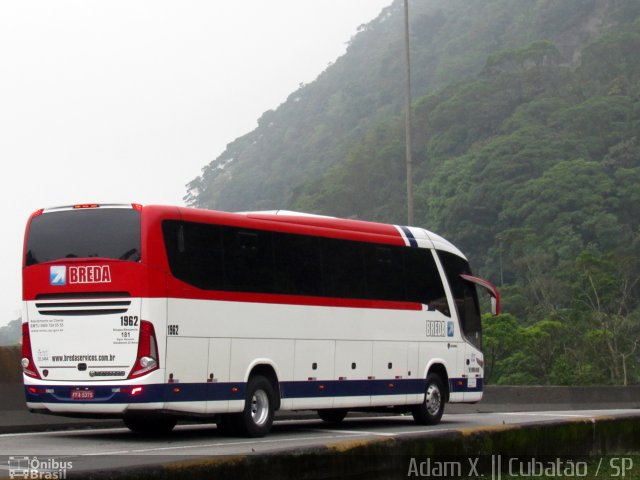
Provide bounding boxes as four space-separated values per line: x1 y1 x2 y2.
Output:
437 250 482 349
25 208 141 266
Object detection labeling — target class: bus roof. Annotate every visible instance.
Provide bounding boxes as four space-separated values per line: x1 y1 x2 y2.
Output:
238 210 466 259
29 204 466 259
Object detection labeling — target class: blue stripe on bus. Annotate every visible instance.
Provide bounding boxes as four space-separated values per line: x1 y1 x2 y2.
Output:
279 379 428 398
399 226 418 247
24 378 482 404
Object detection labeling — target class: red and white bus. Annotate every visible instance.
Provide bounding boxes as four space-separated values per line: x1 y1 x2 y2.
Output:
22 203 499 437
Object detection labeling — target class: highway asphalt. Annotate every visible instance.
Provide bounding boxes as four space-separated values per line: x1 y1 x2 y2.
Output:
0 409 638 478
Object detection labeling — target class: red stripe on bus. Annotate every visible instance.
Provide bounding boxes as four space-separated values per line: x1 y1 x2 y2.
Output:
164 279 423 311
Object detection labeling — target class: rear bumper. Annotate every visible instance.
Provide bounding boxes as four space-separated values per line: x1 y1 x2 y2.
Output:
27 402 163 416
25 383 166 415
23 380 245 416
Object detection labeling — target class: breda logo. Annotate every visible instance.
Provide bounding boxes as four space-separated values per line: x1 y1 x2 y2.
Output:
69 266 112 284
50 266 66 286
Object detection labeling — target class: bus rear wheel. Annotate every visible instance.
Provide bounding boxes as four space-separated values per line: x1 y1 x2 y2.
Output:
412 373 445 425
123 413 177 434
236 375 277 438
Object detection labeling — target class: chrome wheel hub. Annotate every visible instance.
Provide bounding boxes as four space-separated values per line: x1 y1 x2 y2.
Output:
425 383 442 415
251 389 270 426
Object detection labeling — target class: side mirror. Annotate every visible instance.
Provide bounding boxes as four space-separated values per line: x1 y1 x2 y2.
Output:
460 274 501 316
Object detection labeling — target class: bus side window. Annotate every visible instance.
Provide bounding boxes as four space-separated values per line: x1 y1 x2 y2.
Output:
163 220 225 291
223 228 275 293
365 245 405 301
177 224 185 254
273 232 323 297
321 238 367 299
404 249 449 316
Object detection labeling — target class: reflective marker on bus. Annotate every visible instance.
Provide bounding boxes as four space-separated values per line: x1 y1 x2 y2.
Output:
22 203 500 437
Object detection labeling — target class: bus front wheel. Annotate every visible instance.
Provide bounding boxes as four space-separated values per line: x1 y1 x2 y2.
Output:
412 373 445 425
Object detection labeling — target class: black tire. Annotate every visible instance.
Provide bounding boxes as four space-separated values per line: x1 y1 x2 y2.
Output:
123 413 177 434
412 373 445 425
317 409 348 424
236 375 277 438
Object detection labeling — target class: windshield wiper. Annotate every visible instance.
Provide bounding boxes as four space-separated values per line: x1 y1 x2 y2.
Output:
119 248 140 261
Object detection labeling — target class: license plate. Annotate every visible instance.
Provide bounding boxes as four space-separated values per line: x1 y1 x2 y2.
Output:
71 389 95 400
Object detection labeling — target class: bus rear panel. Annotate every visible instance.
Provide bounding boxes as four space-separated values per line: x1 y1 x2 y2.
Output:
22 204 164 414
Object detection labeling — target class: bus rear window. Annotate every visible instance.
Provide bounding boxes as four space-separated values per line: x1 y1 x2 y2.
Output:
25 208 141 266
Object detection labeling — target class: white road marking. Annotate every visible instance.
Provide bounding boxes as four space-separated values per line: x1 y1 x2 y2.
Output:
494 412 611 418
0 426 129 438
314 428 398 437
85 433 366 456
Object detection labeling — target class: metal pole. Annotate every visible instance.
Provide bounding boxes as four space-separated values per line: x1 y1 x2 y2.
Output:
403 0 414 225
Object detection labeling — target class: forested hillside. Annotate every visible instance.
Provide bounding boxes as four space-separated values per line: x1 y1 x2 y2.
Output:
187 1 640 385
0 318 20 347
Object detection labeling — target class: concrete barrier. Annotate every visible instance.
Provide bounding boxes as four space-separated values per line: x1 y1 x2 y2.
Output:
482 385 640 407
74 414 640 479
459 385 640 412
0 382 25 410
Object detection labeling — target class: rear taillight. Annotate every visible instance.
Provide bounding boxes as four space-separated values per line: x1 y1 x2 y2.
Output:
21 323 41 379
128 321 159 379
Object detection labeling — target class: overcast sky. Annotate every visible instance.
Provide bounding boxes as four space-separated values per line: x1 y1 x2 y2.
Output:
0 0 393 327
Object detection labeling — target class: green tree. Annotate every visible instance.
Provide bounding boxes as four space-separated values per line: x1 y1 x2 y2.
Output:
482 313 523 383
573 252 640 385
